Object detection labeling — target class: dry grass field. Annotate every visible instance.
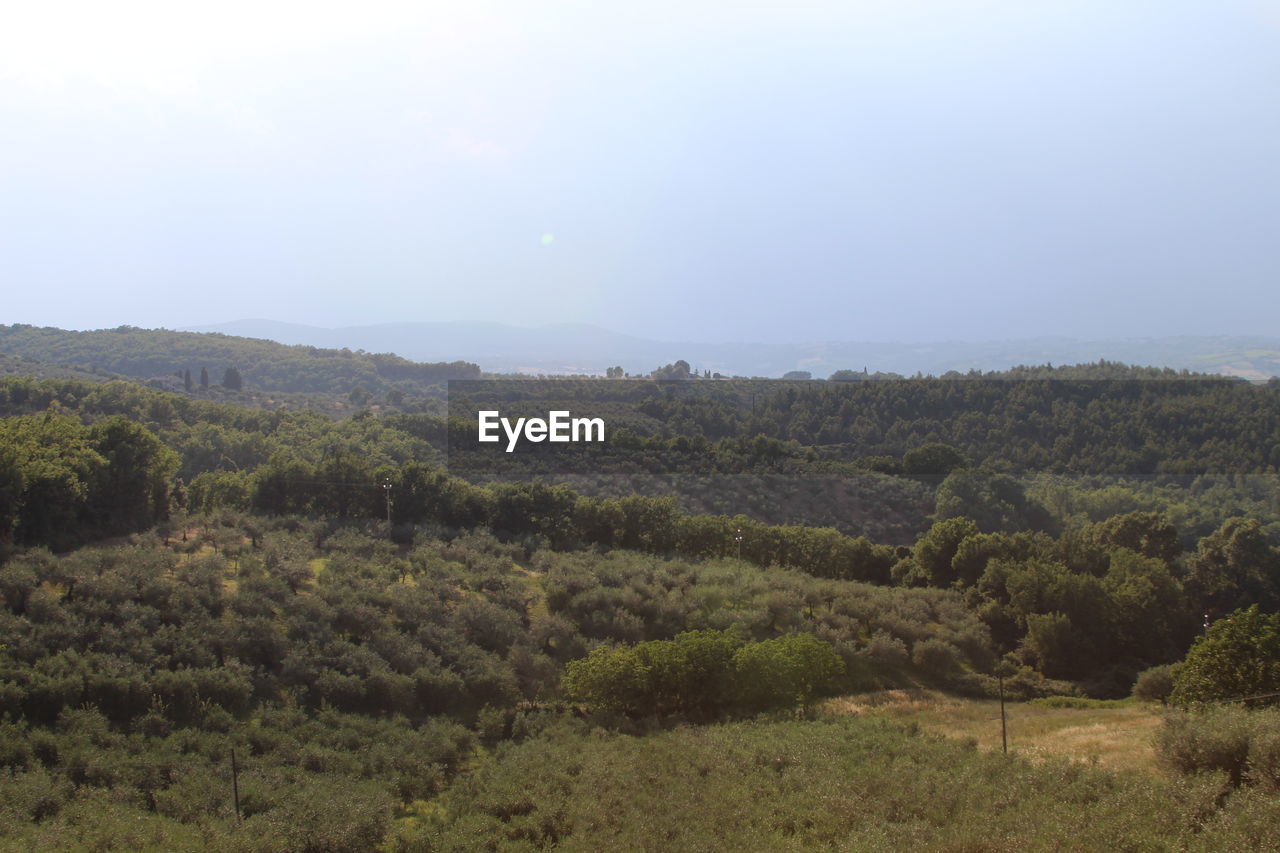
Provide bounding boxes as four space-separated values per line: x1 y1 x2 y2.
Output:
824 690 1165 775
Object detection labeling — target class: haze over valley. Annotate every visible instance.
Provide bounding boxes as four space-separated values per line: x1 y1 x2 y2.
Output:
181 319 1280 379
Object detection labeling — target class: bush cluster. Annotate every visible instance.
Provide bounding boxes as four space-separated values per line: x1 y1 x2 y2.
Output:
1156 706 1280 791
562 630 844 717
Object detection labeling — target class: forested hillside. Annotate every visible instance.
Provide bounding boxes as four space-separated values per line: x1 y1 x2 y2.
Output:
0 324 480 395
3 364 1280 850
0 353 123 384
448 373 1280 475
5 371 1279 693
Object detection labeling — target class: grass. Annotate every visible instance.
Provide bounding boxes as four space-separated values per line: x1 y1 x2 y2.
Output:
400 715 1280 852
824 689 1164 775
513 562 551 621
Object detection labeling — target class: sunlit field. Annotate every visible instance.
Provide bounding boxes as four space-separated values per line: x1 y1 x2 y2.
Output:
826 690 1164 775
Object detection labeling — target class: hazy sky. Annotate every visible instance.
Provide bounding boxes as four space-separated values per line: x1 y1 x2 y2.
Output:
3 1 1279 343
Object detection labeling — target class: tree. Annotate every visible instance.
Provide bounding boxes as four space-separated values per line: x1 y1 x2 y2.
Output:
199 367 209 389
1102 548 1188 663
0 442 26 544
183 369 193 392
0 414 105 550
1185 518 1280 618
563 644 651 713
733 633 845 710
653 630 742 718
1085 512 1180 565
490 481 577 548
951 531 1052 589
1131 664 1174 703
1002 558 1110 678
222 366 243 391
1169 606 1280 704
909 517 980 587
935 468 1049 533
903 443 967 477
562 631 843 717
87 416 179 535
650 360 692 380
1024 612 1082 679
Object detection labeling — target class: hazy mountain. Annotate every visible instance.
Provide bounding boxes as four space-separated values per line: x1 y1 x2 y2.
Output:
184 319 1280 379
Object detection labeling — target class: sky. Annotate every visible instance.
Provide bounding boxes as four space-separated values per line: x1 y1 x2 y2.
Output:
2 0 1280 344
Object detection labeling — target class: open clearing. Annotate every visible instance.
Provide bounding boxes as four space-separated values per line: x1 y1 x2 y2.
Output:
825 690 1164 775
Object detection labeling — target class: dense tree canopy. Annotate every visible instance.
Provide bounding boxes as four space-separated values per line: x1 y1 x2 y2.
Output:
0 413 177 550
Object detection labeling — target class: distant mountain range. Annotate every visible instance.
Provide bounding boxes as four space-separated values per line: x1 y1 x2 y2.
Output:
183 319 1280 379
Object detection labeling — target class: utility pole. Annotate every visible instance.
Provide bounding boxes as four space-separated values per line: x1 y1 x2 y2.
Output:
735 528 743 561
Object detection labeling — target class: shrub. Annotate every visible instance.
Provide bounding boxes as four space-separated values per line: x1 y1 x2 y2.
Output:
961 666 1080 701
563 630 844 717
911 638 963 676
733 633 845 711
1155 706 1258 786
1248 729 1280 792
1132 664 1176 704
863 632 909 667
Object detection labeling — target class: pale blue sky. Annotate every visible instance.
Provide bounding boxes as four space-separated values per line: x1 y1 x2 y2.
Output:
2 0 1279 343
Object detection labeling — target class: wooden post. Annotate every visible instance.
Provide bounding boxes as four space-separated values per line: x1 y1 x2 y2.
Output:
998 675 1008 755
